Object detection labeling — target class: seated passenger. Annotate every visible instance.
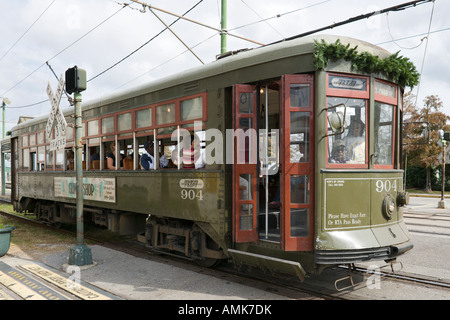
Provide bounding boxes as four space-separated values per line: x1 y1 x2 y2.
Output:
182 134 205 169
106 143 124 169
329 140 347 164
140 141 169 170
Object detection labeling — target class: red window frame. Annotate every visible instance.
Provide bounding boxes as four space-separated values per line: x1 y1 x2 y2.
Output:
326 73 370 169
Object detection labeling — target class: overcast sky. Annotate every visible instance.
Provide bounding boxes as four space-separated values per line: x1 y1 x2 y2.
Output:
0 0 448 134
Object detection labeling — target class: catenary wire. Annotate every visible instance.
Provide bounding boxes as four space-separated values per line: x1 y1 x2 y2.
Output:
0 3 129 98
0 0 57 64
88 0 204 82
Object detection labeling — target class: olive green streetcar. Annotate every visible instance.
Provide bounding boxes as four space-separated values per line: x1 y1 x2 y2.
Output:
8 35 413 281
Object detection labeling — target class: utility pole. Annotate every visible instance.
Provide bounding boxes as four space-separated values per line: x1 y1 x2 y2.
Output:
221 0 227 54
438 130 447 209
65 66 93 266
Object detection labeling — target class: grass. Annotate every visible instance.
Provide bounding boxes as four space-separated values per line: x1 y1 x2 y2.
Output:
0 203 130 259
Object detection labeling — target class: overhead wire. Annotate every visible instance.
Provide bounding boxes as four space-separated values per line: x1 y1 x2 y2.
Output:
413 0 435 108
230 0 332 32
0 2 129 98
0 0 57 64
239 0 285 39
5 0 442 111
88 0 204 82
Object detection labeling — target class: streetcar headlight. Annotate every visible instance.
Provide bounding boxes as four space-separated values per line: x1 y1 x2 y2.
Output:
382 194 396 220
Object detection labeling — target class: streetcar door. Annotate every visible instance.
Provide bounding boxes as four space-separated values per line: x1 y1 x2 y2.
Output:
281 75 314 251
232 85 258 243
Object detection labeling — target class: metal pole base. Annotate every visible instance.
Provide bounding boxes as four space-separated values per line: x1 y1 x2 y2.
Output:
69 244 93 266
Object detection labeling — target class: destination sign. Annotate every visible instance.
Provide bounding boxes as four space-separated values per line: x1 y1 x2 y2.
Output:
329 75 366 91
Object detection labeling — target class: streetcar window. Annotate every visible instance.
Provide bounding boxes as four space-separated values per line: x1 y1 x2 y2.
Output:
22 149 29 170
37 132 45 144
136 108 152 129
55 148 65 170
327 97 366 165
374 102 394 166
88 120 99 136
46 149 54 170
239 93 253 114
102 117 114 134
29 134 36 146
38 146 45 169
30 152 37 171
22 135 28 147
181 97 202 121
290 208 309 237
290 112 309 163
66 126 74 141
156 103 175 125
290 84 310 108
118 112 132 131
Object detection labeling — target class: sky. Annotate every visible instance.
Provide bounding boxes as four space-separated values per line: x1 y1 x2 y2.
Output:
0 0 448 134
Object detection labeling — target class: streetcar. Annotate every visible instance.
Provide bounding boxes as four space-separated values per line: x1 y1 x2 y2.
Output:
9 34 413 280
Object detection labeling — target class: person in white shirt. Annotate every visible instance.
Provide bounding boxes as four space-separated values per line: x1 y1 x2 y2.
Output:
140 141 169 170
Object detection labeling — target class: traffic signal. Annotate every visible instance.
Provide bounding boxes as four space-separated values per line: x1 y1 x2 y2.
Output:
65 66 86 94
445 132 450 141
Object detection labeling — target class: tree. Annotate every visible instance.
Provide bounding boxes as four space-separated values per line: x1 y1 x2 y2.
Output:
403 93 450 192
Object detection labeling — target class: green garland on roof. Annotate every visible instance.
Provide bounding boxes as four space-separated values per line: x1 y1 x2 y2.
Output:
313 39 419 88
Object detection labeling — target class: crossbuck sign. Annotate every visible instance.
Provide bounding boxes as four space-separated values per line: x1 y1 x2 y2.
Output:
46 75 67 151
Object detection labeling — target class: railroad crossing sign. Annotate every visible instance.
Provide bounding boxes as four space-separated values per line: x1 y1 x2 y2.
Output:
46 75 67 151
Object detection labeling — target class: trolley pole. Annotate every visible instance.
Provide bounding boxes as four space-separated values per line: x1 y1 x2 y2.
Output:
438 129 447 209
221 0 227 54
439 140 446 209
66 67 92 266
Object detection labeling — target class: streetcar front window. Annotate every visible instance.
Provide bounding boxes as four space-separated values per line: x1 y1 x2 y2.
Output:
374 102 394 166
327 97 367 165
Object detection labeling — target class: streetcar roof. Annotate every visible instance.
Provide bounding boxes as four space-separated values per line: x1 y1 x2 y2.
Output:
11 34 391 133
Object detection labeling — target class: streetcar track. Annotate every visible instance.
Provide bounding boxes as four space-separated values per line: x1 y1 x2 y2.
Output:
2 209 449 299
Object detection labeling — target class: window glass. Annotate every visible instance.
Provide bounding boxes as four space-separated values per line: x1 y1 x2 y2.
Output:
88 120 99 136
66 127 74 140
55 148 64 169
239 93 253 114
290 209 309 237
290 84 310 107
156 103 175 125
29 134 36 146
136 108 152 128
37 132 45 144
375 81 396 99
327 97 366 165
46 149 54 170
239 173 253 231
118 113 132 131
22 136 28 147
374 102 394 165
290 175 309 204
181 97 202 121
102 117 114 134
290 112 309 163
23 149 29 170
38 146 45 162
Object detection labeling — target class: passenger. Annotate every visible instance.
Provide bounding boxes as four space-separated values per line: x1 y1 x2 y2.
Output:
344 116 365 163
140 141 169 170
182 134 205 169
66 150 74 170
329 140 347 163
106 143 123 169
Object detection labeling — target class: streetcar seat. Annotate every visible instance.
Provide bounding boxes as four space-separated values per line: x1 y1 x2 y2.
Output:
91 160 100 169
123 158 133 170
